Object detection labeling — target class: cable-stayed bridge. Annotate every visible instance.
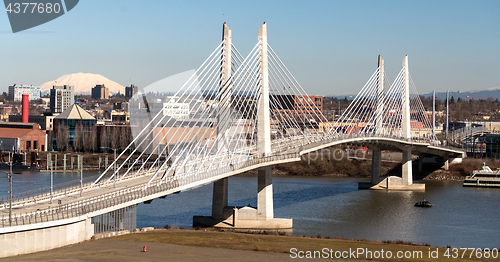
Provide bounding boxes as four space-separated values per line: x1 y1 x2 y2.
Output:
0 23 463 257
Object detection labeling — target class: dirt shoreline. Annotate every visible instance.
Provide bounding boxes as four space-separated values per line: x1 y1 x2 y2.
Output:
2 229 489 262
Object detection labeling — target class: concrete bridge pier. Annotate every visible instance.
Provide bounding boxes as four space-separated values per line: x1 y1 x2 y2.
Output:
257 167 273 220
444 155 450 171
359 147 425 191
193 167 292 229
211 178 228 220
402 147 413 185
383 147 424 190
370 147 382 185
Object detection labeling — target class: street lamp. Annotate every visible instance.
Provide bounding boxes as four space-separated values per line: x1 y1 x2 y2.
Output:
50 161 53 204
80 155 83 197
7 161 12 226
101 147 118 188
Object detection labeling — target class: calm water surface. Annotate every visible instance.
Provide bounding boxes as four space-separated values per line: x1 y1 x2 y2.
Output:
1 170 499 248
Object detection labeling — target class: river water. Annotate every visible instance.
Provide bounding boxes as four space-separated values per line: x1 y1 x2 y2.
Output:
1 170 499 248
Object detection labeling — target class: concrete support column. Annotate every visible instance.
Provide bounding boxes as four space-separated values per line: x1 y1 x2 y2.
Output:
257 22 271 156
444 155 449 171
402 148 413 185
63 154 66 171
54 154 57 170
212 178 228 219
257 166 273 220
232 207 238 227
370 147 382 184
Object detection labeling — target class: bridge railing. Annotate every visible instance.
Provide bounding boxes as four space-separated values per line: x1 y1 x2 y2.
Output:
296 132 463 155
0 152 300 228
0 174 100 207
450 125 491 141
0 131 465 229
0 176 176 228
0 161 159 210
172 151 300 187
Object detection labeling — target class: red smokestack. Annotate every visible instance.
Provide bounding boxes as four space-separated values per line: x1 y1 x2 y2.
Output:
22 94 29 123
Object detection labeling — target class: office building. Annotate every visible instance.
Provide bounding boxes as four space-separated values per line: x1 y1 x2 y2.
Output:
53 104 97 148
91 84 109 99
0 122 47 151
125 84 138 98
50 85 74 113
271 95 323 118
8 84 41 101
163 98 190 120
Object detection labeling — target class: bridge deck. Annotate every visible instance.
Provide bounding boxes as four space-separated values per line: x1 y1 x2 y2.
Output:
0 135 463 231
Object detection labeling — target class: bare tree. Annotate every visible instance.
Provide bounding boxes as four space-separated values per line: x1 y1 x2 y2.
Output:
46 130 54 151
99 125 109 151
119 126 131 151
110 126 120 150
56 124 69 152
73 122 83 152
84 125 97 152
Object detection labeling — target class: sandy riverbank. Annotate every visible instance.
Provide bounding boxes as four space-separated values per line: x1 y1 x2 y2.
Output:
2 229 490 262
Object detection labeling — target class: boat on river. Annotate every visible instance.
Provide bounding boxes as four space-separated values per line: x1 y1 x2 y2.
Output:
414 199 433 208
463 163 500 188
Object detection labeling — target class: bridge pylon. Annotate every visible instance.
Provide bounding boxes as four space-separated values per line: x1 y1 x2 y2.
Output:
194 23 292 229
257 22 271 156
375 55 384 134
401 55 414 187
212 22 232 220
360 56 425 191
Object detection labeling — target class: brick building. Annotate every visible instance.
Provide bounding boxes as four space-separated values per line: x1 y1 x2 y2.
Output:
271 95 323 118
0 122 47 151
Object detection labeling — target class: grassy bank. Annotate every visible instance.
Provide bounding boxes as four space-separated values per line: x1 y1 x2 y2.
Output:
113 229 492 261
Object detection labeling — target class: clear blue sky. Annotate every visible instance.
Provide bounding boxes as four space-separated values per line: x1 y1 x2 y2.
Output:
0 0 498 96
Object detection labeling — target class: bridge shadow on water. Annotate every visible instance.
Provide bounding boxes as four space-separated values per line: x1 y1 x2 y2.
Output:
251 180 359 209
384 158 445 180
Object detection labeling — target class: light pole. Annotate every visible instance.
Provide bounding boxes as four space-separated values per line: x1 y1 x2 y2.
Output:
50 161 53 204
8 161 12 226
101 147 118 188
80 155 83 197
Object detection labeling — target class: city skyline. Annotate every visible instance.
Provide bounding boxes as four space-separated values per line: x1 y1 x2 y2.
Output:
0 0 498 96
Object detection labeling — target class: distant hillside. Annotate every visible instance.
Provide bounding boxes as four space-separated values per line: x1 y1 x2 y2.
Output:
40 73 124 95
328 87 500 101
422 88 500 100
